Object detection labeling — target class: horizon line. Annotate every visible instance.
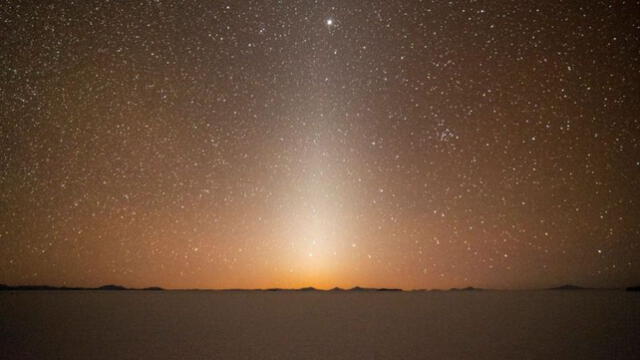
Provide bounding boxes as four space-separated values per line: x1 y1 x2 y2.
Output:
1 283 636 292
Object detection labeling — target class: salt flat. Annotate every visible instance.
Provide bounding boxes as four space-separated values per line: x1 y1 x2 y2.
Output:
1 290 638 359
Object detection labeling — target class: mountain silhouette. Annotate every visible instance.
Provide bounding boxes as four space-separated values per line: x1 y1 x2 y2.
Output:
449 287 482 291
0 284 166 291
348 286 371 291
97 285 127 291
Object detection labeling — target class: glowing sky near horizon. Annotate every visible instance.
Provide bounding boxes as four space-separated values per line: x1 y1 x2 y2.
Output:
1 0 639 289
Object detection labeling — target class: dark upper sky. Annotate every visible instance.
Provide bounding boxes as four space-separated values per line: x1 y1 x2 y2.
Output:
1 0 639 289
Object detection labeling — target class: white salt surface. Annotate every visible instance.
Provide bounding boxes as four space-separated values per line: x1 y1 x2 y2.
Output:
1 290 638 359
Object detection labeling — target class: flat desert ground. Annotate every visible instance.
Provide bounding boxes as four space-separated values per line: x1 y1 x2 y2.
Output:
1 290 638 359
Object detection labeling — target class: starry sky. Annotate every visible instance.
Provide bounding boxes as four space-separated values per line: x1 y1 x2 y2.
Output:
1 0 639 290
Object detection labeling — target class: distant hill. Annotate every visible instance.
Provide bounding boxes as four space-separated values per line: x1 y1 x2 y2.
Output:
142 286 164 291
97 285 127 291
252 286 404 292
348 286 376 291
449 287 482 291
344 286 403 292
297 287 317 291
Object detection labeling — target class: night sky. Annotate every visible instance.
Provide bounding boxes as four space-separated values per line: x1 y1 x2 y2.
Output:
1 0 639 290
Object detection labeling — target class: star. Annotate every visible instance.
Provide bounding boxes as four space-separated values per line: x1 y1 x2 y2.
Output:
0 0 637 291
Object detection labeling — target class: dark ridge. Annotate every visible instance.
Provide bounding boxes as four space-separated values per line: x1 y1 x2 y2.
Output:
297 287 317 291
348 286 370 291
626 286 640 292
347 286 396 292
97 285 127 291
548 284 588 291
1 284 621 292
449 287 482 291
0 285 408 292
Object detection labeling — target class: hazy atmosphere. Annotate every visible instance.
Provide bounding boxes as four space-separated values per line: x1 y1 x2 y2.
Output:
1 0 639 290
